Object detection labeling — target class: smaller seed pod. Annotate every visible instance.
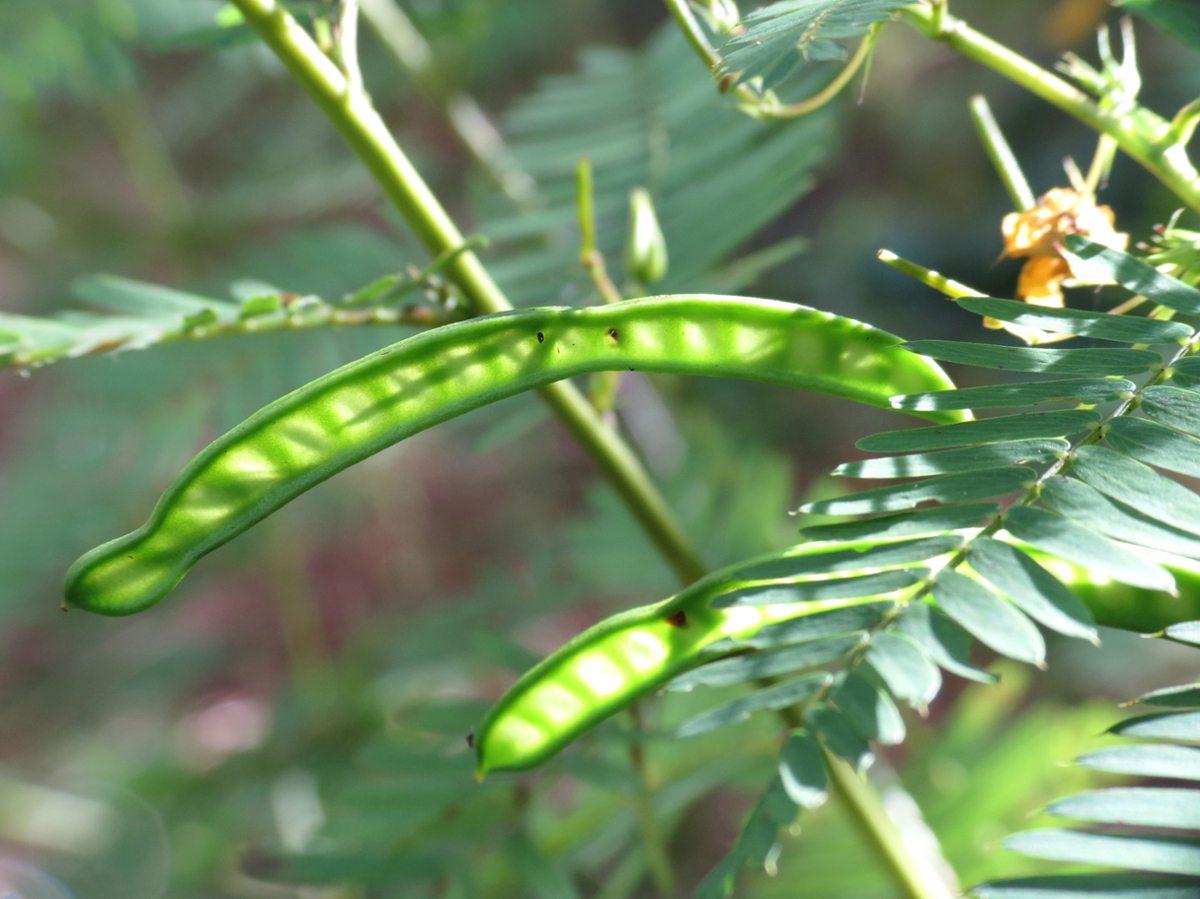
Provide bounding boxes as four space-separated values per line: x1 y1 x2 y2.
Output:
625 188 668 285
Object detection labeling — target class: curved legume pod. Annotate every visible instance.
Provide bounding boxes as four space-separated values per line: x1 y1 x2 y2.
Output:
472 540 928 778
64 295 961 616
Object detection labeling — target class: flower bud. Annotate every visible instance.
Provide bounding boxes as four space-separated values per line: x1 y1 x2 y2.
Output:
625 188 668 285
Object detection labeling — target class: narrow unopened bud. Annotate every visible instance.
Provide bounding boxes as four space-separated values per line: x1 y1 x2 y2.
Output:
702 0 741 34
625 188 668 285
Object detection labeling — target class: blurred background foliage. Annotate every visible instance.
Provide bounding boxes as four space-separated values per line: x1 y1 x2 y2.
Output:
2 0 1200 896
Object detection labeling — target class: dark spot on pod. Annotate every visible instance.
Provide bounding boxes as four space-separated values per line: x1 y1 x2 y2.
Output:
128 555 134 560
608 328 619 341
665 611 687 628
466 732 475 748
537 332 544 343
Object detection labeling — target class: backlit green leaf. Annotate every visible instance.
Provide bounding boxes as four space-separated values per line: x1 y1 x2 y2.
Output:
903 340 1161 376
712 569 924 607
800 467 1034 515
1105 417 1200 479
1072 445 1200 536
1004 829 1200 876
968 537 1097 642
957 296 1193 343
734 603 892 649
1003 506 1176 592
1065 235 1200 315
1078 744 1200 781
676 673 831 737
834 440 1067 479
890 378 1133 412
1048 787 1200 829
798 504 999 542
1109 710 1200 741
931 570 1045 665
858 411 1100 453
893 602 997 683
1142 386 1200 438
667 635 862 690
730 535 962 581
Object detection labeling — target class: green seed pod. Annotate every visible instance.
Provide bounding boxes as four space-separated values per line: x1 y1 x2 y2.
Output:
64 296 962 617
625 188 668 285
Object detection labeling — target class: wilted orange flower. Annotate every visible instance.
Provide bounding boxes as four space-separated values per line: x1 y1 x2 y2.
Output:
1001 187 1128 307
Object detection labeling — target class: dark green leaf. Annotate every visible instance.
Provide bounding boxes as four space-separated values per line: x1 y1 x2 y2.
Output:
736 603 892 649
1073 445 1200 536
712 569 924 607
1003 506 1176 592
667 635 862 690
731 535 962 581
864 631 942 707
1106 417 1200 479
675 673 831 737
1004 829 1200 876
1040 476 1200 561
893 602 998 683
1048 787 1200 829
835 440 1068 479
1143 386 1200 438
72 274 235 316
890 378 1134 412
931 570 1045 665
1109 710 1200 741
1078 744 1200 781
1117 0 1200 52
857 411 1100 453
798 504 999 542
973 873 1200 898
1171 356 1200 391
957 296 1193 343
1135 684 1200 708
968 537 1097 642
800 468 1035 515
696 778 795 899
831 671 906 745
778 731 829 808
904 340 1161 376
804 704 874 768
1065 236 1200 315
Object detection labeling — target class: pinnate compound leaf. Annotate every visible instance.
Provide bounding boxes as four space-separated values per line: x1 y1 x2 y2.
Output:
1134 684 1200 708
893 602 997 683
931 571 1045 666
1078 744 1200 781
1040 476 1200 561
675 672 831 737
730 535 961 581
1064 235 1200 315
667 635 862 690
957 296 1193 343
1003 506 1176 592
1164 621 1200 648
831 671 906 745
805 704 874 768
800 468 1034 515
834 440 1067 479
778 731 829 808
903 340 1161 376
798 504 999 542
968 537 1097 642
1109 711 1200 741
1047 787 1200 829
1072 445 1200 536
857 411 1099 453
712 569 923 607
1003 829 1200 876
1105 417 1200 479
1142 386 1200 438
890 379 1134 412
864 631 942 707
721 0 907 89
973 873 1200 898
734 602 892 649
1171 356 1200 391
696 778 796 899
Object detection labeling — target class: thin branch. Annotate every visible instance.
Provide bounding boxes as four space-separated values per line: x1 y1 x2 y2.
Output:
768 24 881 119
628 703 676 896
968 94 1036 211
897 3 1200 214
227 0 706 586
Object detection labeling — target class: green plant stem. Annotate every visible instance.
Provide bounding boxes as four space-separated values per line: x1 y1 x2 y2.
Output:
227 0 706 586
628 703 676 896
968 94 1035 211
897 3 1200 214
661 0 765 108
822 746 954 899
769 24 880 119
